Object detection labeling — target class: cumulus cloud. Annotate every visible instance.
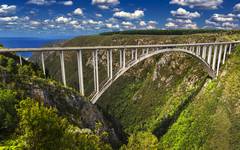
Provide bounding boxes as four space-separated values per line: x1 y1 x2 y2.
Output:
61 1 73 6
92 0 119 9
0 16 18 22
170 0 223 9
205 13 238 29
234 3 240 11
55 16 71 23
92 0 119 5
27 0 56 5
73 8 83 16
165 18 198 29
171 8 200 19
0 4 16 15
96 13 103 17
113 10 144 19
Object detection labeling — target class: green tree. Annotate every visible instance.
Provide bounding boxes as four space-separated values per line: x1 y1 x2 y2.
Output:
0 90 18 134
6 58 16 73
13 98 112 150
121 132 158 150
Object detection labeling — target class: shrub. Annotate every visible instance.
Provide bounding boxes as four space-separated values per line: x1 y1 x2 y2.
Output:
0 90 18 134
120 132 158 150
13 99 112 150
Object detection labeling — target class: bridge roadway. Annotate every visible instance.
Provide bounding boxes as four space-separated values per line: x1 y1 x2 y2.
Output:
0 41 240 104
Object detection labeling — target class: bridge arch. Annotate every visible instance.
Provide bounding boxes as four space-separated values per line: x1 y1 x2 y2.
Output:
91 48 215 104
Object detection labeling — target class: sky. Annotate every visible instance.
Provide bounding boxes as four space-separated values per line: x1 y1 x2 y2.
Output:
0 0 240 38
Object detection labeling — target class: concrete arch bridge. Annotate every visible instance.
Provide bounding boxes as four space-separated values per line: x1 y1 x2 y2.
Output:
1 41 239 104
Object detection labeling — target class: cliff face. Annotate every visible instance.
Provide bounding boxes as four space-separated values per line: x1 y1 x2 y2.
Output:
0 53 120 146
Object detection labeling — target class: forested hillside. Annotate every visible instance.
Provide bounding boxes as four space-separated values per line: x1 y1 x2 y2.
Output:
2 31 240 149
0 52 117 149
30 31 240 149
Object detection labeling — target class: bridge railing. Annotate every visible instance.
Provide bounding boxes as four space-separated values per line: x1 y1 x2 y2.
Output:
0 41 240 103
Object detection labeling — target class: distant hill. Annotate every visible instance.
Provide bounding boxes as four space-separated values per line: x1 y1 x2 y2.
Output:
100 29 240 36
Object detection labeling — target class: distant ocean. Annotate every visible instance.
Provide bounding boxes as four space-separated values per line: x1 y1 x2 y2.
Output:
0 37 66 57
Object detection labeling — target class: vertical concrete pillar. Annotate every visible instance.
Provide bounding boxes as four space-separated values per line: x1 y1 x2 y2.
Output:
229 44 232 54
222 45 228 65
135 49 138 61
77 50 84 96
122 49 126 68
109 49 113 80
212 45 218 71
207 45 212 65
92 50 99 93
197 46 200 56
107 50 110 78
60 50 66 87
216 45 223 76
202 46 207 60
41 52 46 76
131 49 135 60
146 48 149 54
120 49 123 68
19 54 22 65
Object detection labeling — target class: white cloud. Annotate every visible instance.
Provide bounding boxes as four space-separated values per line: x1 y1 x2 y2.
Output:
62 1 73 6
96 13 103 17
170 0 223 9
55 16 71 23
114 10 144 19
73 8 83 16
27 0 56 5
0 4 16 15
205 13 238 29
234 3 240 11
92 0 119 9
165 18 198 29
98 5 109 10
30 20 41 26
88 19 103 25
139 21 146 26
92 0 119 5
106 23 119 29
171 8 200 19
210 13 235 22
0 16 18 22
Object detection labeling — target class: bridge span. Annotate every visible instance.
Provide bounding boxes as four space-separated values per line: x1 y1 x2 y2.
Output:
1 41 240 104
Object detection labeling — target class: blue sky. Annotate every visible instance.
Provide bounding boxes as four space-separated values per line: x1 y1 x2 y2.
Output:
0 0 240 38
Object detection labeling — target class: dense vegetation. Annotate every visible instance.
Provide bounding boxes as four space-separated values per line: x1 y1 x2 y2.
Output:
2 31 240 149
0 53 113 149
100 29 240 36
37 32 240 149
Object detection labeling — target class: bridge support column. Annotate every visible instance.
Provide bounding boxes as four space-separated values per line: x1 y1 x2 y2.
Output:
216 45 223 76
60 51 67 87
229 44 232 54
120 50 123 68
19 54 22 66
93 50 99 93
77 50 84 96
197 46 201 56
135 49 138 61
108 49 113 79
123 49 126 68
146 48 149 54
222 45 228 65
212 45 218 71
41 52 46 76
131 49 135 60
202 46 207 60
207 46 212 65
